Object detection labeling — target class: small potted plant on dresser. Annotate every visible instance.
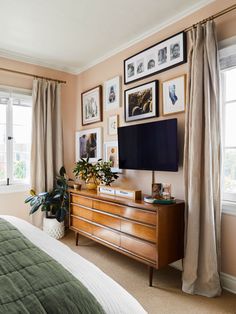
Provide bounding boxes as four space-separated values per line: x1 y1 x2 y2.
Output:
73 158 119 189
25 167 70 239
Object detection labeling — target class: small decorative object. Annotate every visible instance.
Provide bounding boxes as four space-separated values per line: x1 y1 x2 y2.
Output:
97 186 142 200
125 80 158 122
81 85 102 125
104 141 122 173
152 183 163 199
24 167 70 239
108 115 118 135
124 32 187 84
162 183 172 199
73 183 81 190
162 75 186 115
105 76 120 111
73 158 119 189
144 196 176 204
76 127 102 163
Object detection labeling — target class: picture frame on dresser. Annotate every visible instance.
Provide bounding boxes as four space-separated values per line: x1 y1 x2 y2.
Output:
75 127 102 163
124 31 187 84
162 74 186 115
81 85 102 125
124 80 159 122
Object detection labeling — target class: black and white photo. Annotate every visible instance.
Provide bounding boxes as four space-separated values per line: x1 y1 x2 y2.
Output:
76 128 102 163
125 80 158 122
124 32 187 84
158 47 167 65
162 75 186 115
127 62 135 77
81 86 102 125
170 42 180 60
104 76 120 111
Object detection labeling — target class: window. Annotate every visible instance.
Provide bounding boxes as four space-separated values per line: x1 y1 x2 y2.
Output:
221 67 236 203
0 88 32 188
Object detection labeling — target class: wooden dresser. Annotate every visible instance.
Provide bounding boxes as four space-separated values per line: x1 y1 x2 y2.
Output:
69 189 184 286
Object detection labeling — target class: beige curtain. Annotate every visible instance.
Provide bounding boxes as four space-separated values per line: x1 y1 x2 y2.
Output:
30 79 63 227
182 21 222 297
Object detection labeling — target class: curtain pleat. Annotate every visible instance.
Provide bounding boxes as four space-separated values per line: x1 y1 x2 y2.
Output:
182 21 222 297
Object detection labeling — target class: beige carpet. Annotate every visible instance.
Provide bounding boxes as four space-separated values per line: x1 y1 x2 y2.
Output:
61 231 236 314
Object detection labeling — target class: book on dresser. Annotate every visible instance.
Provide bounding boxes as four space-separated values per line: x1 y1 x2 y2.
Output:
69 188 185 286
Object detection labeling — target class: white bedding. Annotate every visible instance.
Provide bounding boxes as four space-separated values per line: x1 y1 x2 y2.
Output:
1 215 146 314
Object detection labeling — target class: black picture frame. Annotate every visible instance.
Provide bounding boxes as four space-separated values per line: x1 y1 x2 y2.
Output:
124 31 187 85
124 80 159 122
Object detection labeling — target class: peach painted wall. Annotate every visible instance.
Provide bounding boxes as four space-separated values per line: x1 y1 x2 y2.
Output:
0 57 77 220
75 0 236 277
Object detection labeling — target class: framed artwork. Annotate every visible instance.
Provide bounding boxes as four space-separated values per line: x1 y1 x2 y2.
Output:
81 85 102 125
124 32 187 84
76 127 102 163
104 76 120 111
108 115 118 135
124 80 158 122
162 75 186 115
104 141 121 173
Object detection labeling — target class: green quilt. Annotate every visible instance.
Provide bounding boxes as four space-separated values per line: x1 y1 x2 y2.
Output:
0 218 105 314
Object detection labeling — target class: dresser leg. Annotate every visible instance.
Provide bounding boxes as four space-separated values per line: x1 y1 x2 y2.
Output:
148 266 153 286
75 232 79 246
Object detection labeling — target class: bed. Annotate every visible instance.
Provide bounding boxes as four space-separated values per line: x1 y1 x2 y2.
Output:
0 215 146 314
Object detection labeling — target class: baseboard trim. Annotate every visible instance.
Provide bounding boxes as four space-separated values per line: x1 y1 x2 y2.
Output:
170 261 236 294
221 272 236 294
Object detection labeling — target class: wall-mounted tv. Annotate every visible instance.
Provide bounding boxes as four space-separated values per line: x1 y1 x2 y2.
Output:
118 118 178 172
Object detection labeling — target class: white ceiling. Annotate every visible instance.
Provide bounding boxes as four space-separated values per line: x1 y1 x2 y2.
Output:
0 0 213 74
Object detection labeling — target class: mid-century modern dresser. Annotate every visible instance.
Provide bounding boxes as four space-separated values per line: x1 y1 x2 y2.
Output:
69 189 184 286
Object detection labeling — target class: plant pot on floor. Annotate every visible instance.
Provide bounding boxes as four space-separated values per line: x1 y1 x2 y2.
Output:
43 217 65 239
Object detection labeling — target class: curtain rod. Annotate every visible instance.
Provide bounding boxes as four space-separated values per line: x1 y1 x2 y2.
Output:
184 4 236 32
0 67 66 84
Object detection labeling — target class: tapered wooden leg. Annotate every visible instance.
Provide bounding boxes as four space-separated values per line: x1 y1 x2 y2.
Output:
148 266 153 287
75 232 79 246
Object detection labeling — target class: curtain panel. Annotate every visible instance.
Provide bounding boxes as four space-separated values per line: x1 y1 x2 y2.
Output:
30 79 63 227
183 21 222 297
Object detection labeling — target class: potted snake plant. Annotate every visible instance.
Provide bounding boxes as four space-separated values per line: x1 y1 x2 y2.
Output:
25 167 70 239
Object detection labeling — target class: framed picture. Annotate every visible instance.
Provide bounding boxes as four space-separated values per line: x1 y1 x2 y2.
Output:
124 80 158 122
162 75 186 115
104 141 121 173
81 86 102 125
76 127 102 163
108 115 118 135
104 76 120 111
124 32 187 84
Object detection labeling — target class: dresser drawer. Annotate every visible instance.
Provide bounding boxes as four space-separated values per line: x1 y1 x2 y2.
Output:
121 220 156 243
71 217 93 234
120 207 156 225
121 235 156 262
71 194 93 208
93 200 121 215
71 204 92 221
93 211 120 231
93 225 120 246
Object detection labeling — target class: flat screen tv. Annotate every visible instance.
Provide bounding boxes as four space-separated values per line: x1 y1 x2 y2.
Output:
118 118 178 171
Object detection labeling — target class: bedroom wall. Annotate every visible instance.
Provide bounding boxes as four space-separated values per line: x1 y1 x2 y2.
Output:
0 56 77 221
74 0 236 278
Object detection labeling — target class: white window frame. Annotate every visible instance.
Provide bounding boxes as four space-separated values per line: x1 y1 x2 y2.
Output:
220 39 236 216
0 85 32 193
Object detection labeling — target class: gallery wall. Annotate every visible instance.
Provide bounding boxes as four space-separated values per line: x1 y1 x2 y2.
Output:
75 0 236 277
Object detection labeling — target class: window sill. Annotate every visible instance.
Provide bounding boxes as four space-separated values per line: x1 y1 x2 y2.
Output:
0 184 30 194
222 201 236 217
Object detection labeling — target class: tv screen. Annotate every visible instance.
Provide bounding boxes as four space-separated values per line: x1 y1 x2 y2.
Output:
118 119 178 171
